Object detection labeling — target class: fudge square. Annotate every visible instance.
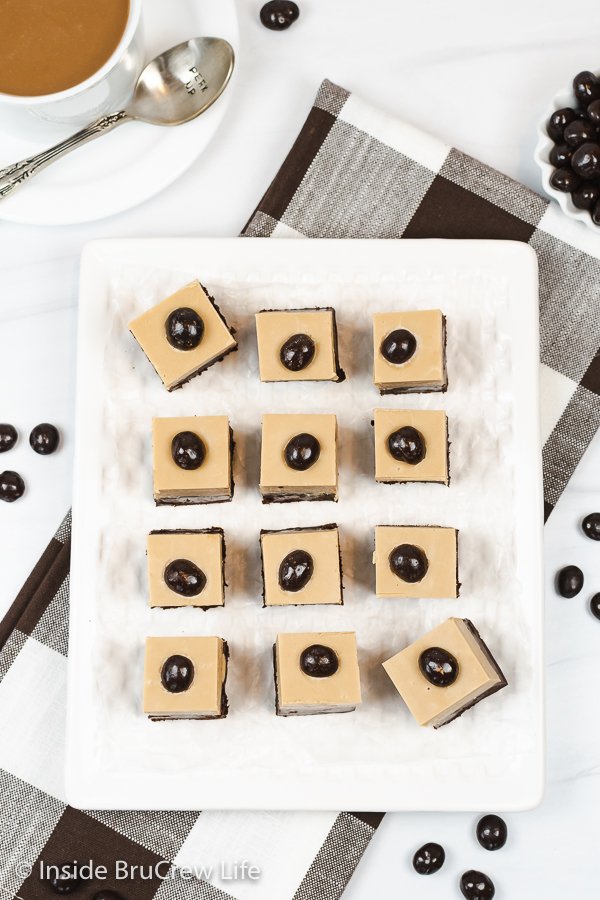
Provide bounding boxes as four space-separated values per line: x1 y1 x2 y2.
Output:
255 308 345 382
374 525 459 599
260 524 343 606
152 415 233 505
260 413 338 502
143 636 229 720
373 309 447 394
147 529 225 609
129 280 237 391
382 617 507 728
373 408 449 485
274 632 361 716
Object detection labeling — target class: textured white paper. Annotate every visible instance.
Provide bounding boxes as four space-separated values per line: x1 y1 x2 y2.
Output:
97 266 527 759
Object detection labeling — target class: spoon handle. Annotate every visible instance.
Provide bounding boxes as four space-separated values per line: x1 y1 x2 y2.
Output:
0 110 130 200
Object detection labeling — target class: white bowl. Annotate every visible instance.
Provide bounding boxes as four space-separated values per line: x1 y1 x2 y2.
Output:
534 80 600 232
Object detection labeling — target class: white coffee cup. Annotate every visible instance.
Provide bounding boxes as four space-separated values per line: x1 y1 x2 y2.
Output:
0 0 143 125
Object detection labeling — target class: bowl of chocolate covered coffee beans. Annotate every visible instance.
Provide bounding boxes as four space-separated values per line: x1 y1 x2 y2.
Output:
535 70 600 230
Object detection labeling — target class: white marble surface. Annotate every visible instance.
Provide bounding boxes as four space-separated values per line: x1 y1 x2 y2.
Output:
1 0 599 895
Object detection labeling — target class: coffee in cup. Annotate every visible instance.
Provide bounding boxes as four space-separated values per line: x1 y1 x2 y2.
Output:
0 0 130 97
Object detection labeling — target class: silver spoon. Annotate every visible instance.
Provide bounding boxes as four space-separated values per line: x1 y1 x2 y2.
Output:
0 37 235 200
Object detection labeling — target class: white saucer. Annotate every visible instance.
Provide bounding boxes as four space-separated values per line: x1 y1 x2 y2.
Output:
0 0 238 226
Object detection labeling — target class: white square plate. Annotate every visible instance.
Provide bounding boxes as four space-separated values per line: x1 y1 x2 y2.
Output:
66 238 544 811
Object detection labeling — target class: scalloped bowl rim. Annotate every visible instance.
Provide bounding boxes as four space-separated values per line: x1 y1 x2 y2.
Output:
534 81 600 233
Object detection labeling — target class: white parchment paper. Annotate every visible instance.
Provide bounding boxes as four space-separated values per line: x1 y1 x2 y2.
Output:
91 259 534 784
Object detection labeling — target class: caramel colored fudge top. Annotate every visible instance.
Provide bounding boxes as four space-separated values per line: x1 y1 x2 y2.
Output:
373 309 446 390
147 530 224 608
275 632 362 711
143 636 227 718
382 618 505 727
261 526 342 606
129 281 237 390
255 309 342 382
152 416 231 501
374 525 458 599
373 408 448 484
260 413 338 496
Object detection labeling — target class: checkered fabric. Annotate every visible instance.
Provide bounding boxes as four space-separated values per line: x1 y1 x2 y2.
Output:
1 79 599 900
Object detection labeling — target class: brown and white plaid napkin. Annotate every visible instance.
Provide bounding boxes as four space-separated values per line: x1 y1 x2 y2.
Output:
1 78 599 900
